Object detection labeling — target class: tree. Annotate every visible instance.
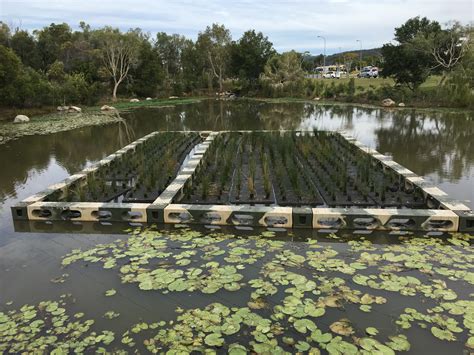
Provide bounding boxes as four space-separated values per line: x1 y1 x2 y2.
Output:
11 29 41 69
35 23 73 69
155 32 188 95
381 44 431 90
181 40 205 92
313 54 324 67
0 22 11 47
0 45 52 106
394 17 441 43
260 51 305 96
96 27 140 101
301 52 315 72
381 17 441 90
230 30 275 86
131 38 162 97
0 45 22 105
344 52 359 73
197 24 232 93
412 22 471 84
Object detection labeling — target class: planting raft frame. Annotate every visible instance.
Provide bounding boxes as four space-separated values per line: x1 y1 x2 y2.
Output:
11 130 474 232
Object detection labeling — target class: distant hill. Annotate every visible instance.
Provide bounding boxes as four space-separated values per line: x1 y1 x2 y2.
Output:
325 48 382 65
305 48 382 66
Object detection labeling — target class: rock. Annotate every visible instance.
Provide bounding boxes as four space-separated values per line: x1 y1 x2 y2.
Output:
57 106 68 112
68 106 82 113
169 96 179 99
101 105 116 111
398 102 406 107
130 98 140 103
313 97 321 101
146 97 152 101
382 98 396 107
13 115 30 123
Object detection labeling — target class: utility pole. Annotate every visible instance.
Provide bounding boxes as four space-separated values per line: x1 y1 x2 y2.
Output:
356 39 362 71
317 35 326 73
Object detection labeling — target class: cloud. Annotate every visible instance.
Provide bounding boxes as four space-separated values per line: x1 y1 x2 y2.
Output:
1 0 472 54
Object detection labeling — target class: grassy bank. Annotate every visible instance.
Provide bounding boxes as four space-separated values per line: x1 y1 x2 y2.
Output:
0 98 203 145
310 76 440 92
250 96 474 115
259 74 474 110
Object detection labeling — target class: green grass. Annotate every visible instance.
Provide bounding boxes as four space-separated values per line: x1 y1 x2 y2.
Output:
315 77 395 90
106 97 203 110
309 75 441 92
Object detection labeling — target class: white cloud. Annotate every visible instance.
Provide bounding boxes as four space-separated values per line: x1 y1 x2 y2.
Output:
1 0 472 54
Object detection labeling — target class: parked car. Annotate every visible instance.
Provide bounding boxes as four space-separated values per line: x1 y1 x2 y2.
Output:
358 66 379 78
323 71 341 79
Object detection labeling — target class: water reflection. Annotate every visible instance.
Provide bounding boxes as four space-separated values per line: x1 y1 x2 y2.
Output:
0 99 473 235
376 110 474 181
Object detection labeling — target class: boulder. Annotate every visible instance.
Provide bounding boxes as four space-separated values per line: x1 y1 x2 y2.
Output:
68 106 82 113
398 102 406 107
313 97 321 101
382 98 396 107
169 96 179 99
146 97 152 101
130 98 140 103
13 115 30 123
57 106 68 112
101 105 116 111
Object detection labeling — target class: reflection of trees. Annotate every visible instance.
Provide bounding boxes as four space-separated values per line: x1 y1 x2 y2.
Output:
375 110 474 182
0 117 137 202
117 119 136 148
255 102 306 130
2 100 473 205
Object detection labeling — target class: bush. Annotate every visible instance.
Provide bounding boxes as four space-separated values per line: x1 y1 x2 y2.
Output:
16 67 53 106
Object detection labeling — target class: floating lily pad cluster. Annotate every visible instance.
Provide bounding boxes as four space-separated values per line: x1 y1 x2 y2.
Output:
0 295 115 353
57 228 474 352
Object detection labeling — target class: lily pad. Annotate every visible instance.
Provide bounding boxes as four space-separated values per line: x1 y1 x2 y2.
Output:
204 333 224 347
330 319 354 336
105 289 116 297
366 327 379 335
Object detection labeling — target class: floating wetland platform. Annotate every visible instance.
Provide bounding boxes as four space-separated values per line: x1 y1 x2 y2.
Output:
12 130 474 232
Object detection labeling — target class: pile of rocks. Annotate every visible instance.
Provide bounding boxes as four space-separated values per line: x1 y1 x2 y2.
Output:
100 105 116 111
216 91 236 100
57 105 82 113
381 98 406 107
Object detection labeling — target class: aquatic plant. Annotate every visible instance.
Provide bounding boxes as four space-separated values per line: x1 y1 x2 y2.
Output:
54 228 474 353
201 176 209 199
0 296 115 353
248 176 256 199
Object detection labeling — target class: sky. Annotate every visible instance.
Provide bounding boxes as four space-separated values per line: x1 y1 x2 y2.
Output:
1 0 472 55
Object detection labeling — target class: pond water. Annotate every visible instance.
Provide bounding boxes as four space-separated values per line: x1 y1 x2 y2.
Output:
0 99 473 353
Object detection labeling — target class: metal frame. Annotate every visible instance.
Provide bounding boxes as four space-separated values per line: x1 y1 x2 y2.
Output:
11 130 473 232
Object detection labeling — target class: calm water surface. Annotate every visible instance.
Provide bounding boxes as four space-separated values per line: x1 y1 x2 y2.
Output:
0 100 473 353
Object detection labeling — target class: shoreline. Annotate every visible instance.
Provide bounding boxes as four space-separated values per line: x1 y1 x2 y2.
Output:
0 98 202 145
249 97 474 115
1 96 472 145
